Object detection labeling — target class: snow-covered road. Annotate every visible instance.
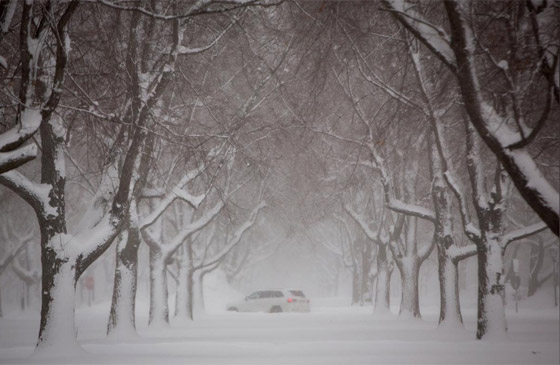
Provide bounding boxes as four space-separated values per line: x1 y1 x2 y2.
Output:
0 299 558 364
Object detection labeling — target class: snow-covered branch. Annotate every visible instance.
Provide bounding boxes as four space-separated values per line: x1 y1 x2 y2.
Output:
344 205 378 242
387 200 436 224
195 200 266 270
96 0 281 20
0 171 54 217
139 172 206 230
503 222 548 248
381 0 457 72
447 243 478 263
0 144 37 175
443 0 559 235
177 10 240 55
157 200 225 258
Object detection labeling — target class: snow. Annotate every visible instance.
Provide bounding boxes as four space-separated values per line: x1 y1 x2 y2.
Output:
502 222 548 245
148 249 170 327
480 239 508 341
0 144 37 170
383 0 456 68
497 60 509 70
0 109 41 150
388 200 435 222
509 149 559 215
0 294 557 364
64 33 72 56
34 263 81 355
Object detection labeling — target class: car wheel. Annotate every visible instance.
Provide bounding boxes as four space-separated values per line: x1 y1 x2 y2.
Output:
227 307 238 312
269 306 282 313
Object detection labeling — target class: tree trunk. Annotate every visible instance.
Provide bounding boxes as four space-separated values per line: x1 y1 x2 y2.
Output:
438 252 462 327
374 245 392 314
175 244 193 321
476 240 507 340
148 248 169 326
528 240 544 297
351 271 360 305
192 270 206 319
361 242 373 305
37 258 80 351
107 231 140 336
398 258 421 318
375 265 392 314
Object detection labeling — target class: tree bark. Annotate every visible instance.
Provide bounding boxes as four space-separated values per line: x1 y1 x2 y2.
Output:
438 253 462 326
374 245 392 314
148 248 169 326
192 270 206 319
37 259 79 350
175 243 193 321
107 231 140 336
476 240 507 340
528 239 548 297
397 258 421 318
351 271 360 305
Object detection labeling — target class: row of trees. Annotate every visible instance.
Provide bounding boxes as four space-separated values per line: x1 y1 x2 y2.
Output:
0 0 557 353
0 0 288 353
293 0 558 340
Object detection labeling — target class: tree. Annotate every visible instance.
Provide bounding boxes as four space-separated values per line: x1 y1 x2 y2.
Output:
527 236 556 297
0 225 33 317
382 0 559 235
432 115 547 339
107 155 215 334
0 1 46 175
0 0 185 350
345 202 401 315
187 192 266 319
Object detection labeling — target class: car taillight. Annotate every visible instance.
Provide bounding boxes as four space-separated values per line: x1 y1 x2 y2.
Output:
287 298 293 303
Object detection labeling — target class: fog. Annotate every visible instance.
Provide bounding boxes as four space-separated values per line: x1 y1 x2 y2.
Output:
0 0 558 363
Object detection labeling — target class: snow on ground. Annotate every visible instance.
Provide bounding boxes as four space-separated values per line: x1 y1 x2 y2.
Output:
1 271 558 364
0 294 558 364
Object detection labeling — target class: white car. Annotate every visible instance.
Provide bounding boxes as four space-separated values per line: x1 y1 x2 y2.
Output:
227 289 310 313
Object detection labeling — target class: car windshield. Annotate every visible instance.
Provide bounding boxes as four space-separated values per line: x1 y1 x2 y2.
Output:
289 290 305 298
247 292 260 300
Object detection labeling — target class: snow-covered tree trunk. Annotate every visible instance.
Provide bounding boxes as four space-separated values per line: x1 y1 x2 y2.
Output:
175 243 194 321
36 259 79 351
36 118 73 349
428 135 469 327
390 162 434 319
476 239 507 340
107 231 140 337
192 269 206 319
396 257 420 318
437 253 462 326
148 247 170 327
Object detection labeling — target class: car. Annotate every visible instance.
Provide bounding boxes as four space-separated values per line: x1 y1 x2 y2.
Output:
227 289 310 313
